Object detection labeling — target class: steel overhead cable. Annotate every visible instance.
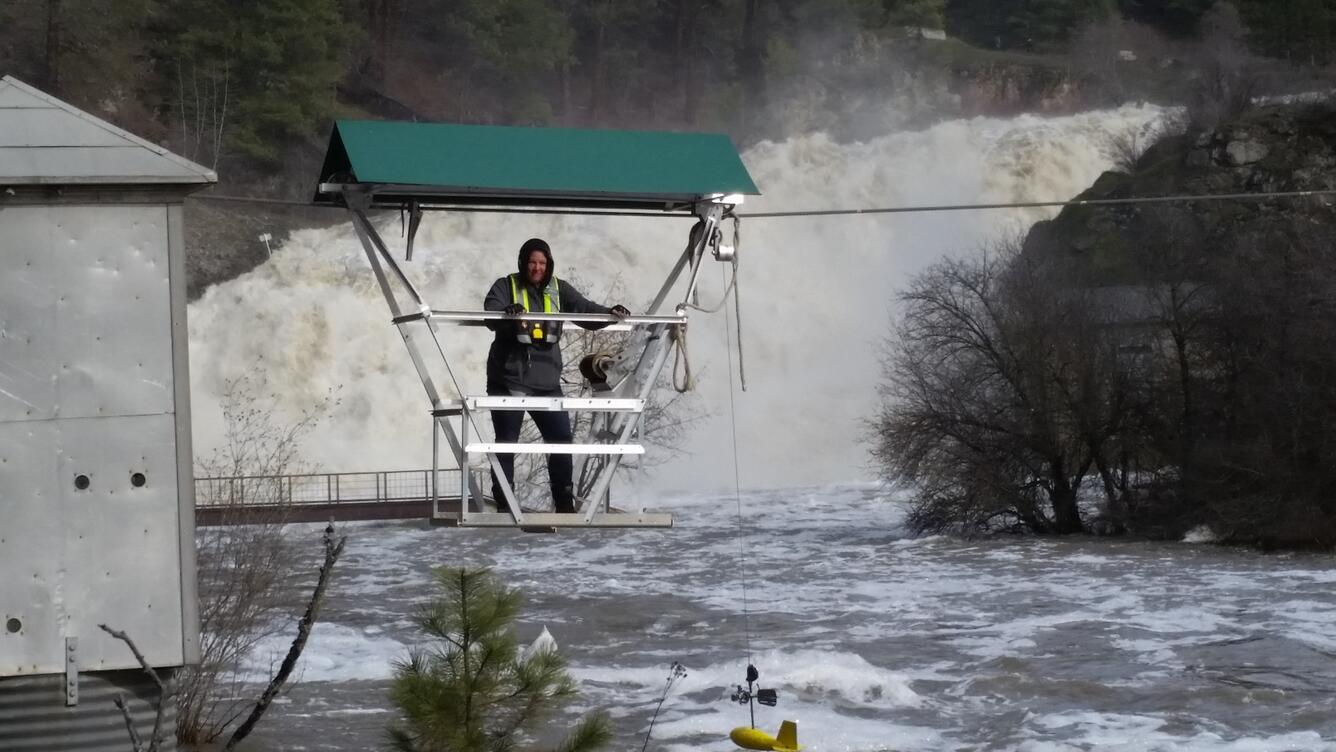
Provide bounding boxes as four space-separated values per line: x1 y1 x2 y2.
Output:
192 188 1336 217
195 193 686 217
735 189 1336 218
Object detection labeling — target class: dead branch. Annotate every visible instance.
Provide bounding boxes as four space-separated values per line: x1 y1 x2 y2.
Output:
223 523 347 751
98 623 170 752
111 695 144 752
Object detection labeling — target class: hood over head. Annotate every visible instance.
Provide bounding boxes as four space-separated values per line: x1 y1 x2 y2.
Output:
517 237 554 287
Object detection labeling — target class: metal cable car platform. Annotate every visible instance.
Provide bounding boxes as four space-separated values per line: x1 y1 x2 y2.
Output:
313 120 759 528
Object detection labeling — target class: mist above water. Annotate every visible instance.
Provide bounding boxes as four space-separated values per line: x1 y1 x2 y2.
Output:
188 105 1168 494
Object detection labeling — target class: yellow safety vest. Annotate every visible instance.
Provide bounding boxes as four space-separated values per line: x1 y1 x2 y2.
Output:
510 274 561 343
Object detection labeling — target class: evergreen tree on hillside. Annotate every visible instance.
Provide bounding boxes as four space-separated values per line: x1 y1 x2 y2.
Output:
886 0 948 27
1018 0 1118 49
944 0 1014 47
387 568 612 752
1117 0 1216 37
947 0 1116 50
157 0 356 164
0 0 161 132
441 0 575 123
1236 0 1336 64
569 0 659 122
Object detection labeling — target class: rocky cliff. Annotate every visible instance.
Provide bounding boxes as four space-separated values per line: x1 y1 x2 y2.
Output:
1022 99 1336 548
1025 101 1336 276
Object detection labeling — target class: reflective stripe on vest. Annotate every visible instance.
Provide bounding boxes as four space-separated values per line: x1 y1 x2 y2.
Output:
509 274 561 344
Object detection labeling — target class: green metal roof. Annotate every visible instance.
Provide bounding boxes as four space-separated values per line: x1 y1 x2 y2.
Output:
314 120 759 211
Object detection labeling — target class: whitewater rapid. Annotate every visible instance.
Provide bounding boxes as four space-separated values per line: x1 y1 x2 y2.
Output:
188 105 1169 492
237 486 1336 751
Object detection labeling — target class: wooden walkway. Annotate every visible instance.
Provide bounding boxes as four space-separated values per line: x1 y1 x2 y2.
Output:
194 468 483 526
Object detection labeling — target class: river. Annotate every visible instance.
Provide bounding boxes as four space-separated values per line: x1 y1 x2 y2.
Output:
186 102 1336 750
238 485 1336 751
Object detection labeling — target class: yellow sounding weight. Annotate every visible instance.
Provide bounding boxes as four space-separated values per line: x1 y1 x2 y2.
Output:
730 720 801 751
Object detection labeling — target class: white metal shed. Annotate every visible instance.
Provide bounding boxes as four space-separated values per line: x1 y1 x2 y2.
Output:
0 75 215 751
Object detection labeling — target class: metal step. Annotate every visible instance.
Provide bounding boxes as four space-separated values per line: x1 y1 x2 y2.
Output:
433 397 644 416
433 511 673 528
466 396 644 412
465 443 644 455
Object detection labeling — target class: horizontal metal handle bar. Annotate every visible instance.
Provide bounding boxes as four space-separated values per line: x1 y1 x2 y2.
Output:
435 511 674 528
467 396 644 412
466 443 644 455
433 397 644 415
392 310 684 326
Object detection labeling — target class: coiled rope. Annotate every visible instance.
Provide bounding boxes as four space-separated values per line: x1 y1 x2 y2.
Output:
674 217 748 393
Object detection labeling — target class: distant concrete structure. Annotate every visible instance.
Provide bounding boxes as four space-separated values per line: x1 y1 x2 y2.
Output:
0 75 215 750
906 26 947 42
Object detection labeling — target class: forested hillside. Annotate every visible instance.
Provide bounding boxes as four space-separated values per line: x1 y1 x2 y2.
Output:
2 0 1332 193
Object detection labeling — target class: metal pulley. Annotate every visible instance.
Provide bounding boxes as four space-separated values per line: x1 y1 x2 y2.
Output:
709 225 736 262
579 351 616 392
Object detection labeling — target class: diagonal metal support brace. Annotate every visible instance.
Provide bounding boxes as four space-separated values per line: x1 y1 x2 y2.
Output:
579 201 724 521
348 207 522 523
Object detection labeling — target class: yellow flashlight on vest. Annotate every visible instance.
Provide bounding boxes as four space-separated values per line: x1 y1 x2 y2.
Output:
532 325 543 340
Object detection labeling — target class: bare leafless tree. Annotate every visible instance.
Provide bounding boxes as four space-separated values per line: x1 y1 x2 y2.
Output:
1103 113 1187 173
223 523 347 751
175 58 230 171
99 624 172 752
1188 2 1258 129
180 373 338 745
872 238 1124 535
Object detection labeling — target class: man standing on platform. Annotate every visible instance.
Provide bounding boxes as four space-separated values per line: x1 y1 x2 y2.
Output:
483 237 630 513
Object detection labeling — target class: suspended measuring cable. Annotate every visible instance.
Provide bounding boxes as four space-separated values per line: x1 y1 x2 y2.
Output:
720 260 798 749
722 261 752 666
730 217 747 393
192 188 1336 216
192 193 694 218
736 188 1336 218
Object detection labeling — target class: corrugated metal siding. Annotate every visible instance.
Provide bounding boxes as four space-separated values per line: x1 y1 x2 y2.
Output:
0 668 178 751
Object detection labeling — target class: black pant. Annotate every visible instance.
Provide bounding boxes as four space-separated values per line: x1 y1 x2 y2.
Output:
488 387 575 514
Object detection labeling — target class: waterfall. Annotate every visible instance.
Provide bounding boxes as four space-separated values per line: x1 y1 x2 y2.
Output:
188 104 1169 495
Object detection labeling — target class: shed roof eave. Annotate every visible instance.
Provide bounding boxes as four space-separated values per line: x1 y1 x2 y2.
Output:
0 75 217 185
2 175 220 186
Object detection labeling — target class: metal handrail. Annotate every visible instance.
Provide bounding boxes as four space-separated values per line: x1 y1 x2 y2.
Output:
194 468 481 508
392 309 684 326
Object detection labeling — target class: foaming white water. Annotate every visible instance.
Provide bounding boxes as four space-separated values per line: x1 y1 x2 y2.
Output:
238 485 1336 751
188 105 1168 491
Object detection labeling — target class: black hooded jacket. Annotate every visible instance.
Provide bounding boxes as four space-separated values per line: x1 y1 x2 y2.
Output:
483 241 612 394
